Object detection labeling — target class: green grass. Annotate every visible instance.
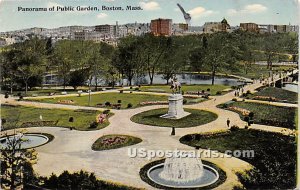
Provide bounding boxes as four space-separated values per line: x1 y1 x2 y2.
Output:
28 92 171 109
180 129 296 189
92 135 142 151
126 84 232 95
1 105 111 131
250 87 298 103
130 108 217 128
226 101 297 129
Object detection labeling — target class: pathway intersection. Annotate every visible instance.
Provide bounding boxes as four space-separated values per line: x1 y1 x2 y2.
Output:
1 71 297 189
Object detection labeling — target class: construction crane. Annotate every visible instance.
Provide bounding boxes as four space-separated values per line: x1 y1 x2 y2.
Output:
177 3 191 26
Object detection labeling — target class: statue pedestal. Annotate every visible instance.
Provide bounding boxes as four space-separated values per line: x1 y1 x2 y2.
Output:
160 94 190 119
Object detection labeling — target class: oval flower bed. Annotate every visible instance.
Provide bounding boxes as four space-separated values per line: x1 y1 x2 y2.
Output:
227 106 250 116
139 101 168 106
92 135 142 151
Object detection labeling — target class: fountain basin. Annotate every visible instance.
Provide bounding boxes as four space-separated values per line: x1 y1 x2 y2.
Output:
148 163 219 188
140 159 225 189
0 133 50 149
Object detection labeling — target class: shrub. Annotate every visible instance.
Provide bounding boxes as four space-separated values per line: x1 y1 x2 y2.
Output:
130 91 133 93
232 98 238 101
244 125 249 129
2 118 6 125
69 117 74 122
181 91 184 95
230 125 239 131
103 109 110 114
130 86 133 89
207 88 210 91
222 104 228 108
216 91 222 95
244 116 249 122
105 102 111 107
4 93 9 98
183 99 187 104
135 87 139 91
249 112 254 118
89 122 98 128
202 90 205 93
117 100 122 103
246 90 251 94
19 95 24 101
119 90 123 93
127 103 133 108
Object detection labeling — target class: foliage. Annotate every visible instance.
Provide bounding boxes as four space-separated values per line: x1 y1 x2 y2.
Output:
0 130 37 189
41 170 139 190
68 69 89 90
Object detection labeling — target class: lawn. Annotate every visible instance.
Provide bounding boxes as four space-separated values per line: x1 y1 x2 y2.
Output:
28 92 170 109
1 105 111 131
130 108 217 128
250 87 298 103
92 135 142 151
180 129 296 189
125 84 232 95
223 101 297 129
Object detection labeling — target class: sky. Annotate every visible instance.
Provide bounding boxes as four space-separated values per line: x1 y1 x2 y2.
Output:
0 0 299 32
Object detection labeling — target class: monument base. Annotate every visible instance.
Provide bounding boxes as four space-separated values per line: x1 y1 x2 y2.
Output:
160 94 190 120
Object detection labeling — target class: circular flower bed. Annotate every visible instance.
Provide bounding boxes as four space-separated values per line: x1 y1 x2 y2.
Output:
92 135 142 151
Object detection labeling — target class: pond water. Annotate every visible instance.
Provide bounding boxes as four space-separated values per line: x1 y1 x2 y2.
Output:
103 74 243 86
282 83 298 93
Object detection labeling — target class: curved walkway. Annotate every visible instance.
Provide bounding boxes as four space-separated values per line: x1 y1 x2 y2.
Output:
1 72 297 189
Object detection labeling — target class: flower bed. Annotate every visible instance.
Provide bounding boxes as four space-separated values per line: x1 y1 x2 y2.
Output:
253 96 278 102
92 135 142 151
96 113 108 124
57 100 75 104
139 101 168 106
20 120 59 128
227 106 251 116
183 95 202 99
186 91 208 96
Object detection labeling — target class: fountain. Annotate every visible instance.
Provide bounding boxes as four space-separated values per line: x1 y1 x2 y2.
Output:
143 153 221 189
159 156 204 182
0 133 50 149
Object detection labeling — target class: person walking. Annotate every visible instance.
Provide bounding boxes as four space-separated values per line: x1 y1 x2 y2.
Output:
226 118 230 128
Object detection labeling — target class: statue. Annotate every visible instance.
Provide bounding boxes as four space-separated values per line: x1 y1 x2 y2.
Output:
170 77 181 94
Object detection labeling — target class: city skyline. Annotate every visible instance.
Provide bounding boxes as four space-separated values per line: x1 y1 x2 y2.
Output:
0 0 299 32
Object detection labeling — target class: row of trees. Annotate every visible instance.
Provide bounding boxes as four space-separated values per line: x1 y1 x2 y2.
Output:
1 31 298 93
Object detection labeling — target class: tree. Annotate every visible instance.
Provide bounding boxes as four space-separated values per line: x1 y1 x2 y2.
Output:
115 36 144 86
141 34 171 85
202 33 239 85
68 69 88 90
1 130 36 189
160 37 185 84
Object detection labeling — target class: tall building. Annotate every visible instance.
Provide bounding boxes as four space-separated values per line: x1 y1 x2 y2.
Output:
150 18 172 36
240 23 259 32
